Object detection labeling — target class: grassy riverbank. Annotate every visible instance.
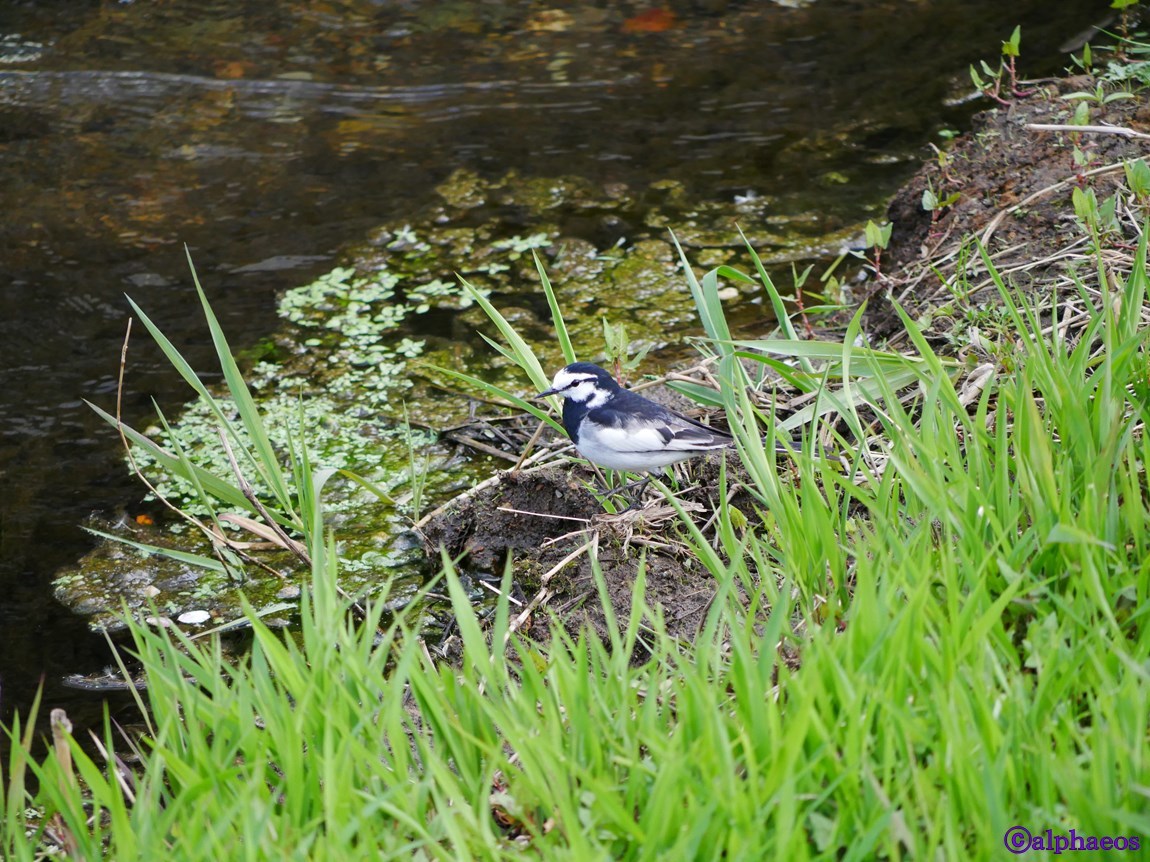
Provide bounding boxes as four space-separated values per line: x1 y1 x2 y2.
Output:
6 230 1149 858
5 30 1150 862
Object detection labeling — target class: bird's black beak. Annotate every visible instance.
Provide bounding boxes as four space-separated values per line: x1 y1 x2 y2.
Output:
534 387 559 400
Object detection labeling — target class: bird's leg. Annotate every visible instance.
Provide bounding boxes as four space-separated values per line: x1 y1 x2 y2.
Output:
616 475 651 511
588 473 651 511
618 474 651 496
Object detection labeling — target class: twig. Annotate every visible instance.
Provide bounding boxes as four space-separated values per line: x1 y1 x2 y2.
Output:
513 418 549 471
980 162 1127 246
87 729 137 804
541 525 598 549
448 433 522 463
438 414 523 433
506 534 596 639
496 506 592 524
1026 123 1150 140
957 363 997 409
478 579 524 606
217 429 308 568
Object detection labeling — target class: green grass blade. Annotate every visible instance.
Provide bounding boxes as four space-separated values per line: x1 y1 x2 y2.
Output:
85 400 253 512
424 363 566 436
459 276 551 390
184 250 294 509
670 231 732 353
738 225 809 358
83 528 229 572
533 249 577 365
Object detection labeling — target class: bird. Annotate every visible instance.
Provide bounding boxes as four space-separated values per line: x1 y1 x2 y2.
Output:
536 362 735 473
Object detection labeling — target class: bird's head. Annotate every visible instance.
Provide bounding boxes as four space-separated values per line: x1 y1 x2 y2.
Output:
537 362 619 407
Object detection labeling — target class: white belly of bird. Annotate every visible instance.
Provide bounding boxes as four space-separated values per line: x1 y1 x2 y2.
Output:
575 421 720 471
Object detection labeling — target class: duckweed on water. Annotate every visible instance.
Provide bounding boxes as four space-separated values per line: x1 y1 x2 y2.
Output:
133 257 460 521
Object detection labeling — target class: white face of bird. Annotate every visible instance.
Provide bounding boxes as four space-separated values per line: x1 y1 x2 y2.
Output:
544 368 609 406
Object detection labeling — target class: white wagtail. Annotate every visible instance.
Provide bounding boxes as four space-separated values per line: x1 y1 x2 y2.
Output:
536 362 736 473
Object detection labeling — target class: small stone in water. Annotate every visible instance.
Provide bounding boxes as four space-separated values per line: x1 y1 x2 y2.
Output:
144 616 173 628
177 610 212 625
276 585 302 600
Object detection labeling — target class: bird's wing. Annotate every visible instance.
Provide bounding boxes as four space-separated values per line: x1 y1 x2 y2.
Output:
587 401 731 452
658 414 733 450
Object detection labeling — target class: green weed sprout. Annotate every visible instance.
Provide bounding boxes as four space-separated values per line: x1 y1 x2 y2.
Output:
970 26 1033 105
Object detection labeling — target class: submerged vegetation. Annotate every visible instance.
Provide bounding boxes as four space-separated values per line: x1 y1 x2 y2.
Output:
7 21 1150 862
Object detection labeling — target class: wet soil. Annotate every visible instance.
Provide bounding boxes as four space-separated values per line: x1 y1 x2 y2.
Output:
877 74 1150 340
420 74 1150 649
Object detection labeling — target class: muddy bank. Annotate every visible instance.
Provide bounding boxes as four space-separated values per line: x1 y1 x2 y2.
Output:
878 73 1149 340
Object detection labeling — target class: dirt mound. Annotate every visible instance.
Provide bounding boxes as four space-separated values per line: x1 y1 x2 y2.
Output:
418 462 726 648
